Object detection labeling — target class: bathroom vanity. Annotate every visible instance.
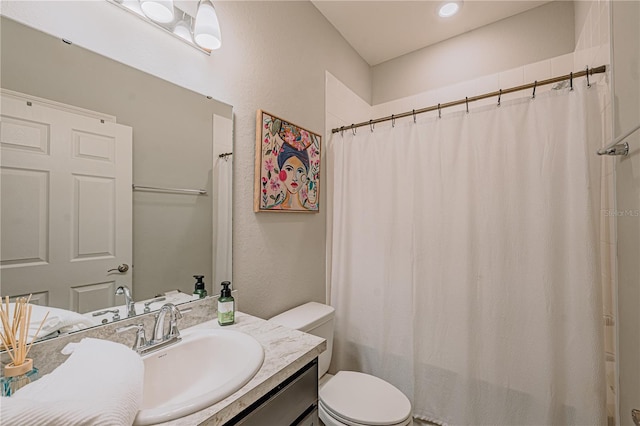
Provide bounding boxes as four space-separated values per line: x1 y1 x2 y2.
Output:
160 313 325 425
4 297 325 426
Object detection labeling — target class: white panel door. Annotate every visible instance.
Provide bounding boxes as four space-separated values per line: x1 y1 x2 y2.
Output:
0 91 132 313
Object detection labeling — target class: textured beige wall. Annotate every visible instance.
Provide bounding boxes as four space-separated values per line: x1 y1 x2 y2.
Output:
612 1 640 423
207 2 371 318
371 1 575 104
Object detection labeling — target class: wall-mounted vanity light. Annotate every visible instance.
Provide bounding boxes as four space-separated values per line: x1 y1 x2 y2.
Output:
109 0 222 54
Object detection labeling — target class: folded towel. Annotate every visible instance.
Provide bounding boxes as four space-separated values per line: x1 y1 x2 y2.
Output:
1 338 144 425
2 303 99 341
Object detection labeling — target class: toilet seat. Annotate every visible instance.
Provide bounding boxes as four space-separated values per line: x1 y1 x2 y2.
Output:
319 371 412 426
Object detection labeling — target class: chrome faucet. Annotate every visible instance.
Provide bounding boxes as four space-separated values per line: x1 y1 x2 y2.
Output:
115 285 136 318
152 303 183 343
115 303 190 355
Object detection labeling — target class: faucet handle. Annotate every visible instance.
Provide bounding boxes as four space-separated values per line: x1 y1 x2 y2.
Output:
92 308 119 317
167 306 186 338
92 308 121 322
116 323 147 351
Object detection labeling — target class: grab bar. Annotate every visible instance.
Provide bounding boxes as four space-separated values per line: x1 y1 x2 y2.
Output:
597 123 640 156
132 184 207 195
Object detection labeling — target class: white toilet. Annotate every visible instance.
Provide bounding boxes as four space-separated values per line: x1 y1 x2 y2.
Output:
269 302 413 426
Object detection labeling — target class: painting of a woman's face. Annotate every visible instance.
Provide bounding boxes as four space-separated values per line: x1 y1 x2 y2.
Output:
256 111 320 212
279 156 307 194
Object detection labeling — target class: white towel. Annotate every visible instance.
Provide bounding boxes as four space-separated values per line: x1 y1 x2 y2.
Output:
2 303 99 341
1 338 144 425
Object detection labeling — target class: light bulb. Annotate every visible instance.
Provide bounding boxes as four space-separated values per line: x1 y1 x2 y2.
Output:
122 0 144 16
173 19 192 42
140 0 175 23
194 0 222 50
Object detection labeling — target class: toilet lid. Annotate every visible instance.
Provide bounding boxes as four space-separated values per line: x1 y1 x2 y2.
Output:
319 371 411 426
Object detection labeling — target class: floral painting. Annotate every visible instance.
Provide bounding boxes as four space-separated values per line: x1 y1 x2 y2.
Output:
254 110 321 212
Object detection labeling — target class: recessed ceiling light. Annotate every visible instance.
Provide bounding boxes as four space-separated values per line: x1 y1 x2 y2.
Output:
439 1 461 18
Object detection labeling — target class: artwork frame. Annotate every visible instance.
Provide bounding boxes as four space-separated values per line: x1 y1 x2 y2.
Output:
254 110 321 213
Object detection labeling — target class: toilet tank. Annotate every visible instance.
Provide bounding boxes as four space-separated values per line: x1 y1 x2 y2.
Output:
269 302 334 377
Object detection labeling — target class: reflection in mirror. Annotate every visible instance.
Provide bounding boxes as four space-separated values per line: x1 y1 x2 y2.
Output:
2 302 97 342
86 290 197 325
0 17 233 340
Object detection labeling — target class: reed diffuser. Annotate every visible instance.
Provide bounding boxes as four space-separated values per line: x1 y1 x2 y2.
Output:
0 295 48 396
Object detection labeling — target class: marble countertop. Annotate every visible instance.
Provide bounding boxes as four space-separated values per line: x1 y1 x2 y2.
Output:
158 312 326 426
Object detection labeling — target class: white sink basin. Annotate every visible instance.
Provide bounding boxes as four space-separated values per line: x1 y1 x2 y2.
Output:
133 328 264 425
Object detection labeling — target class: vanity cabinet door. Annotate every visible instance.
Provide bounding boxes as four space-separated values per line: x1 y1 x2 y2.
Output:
231 359 318 426
296 407 319 426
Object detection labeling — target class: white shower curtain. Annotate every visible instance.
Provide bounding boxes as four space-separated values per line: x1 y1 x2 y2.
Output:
328 80 608 425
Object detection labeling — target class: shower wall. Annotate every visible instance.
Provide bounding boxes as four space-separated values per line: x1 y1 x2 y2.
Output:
612 1 640 424
572 1 617 424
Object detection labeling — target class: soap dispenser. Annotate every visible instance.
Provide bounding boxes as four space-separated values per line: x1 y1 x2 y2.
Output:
217 281 235 326
193 275 207 299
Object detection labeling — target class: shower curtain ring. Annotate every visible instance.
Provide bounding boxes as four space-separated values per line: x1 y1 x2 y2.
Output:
352 125 356 135
498 89 502 107
532 81 537 99
586 66 591 88
570 72 574 91
438 103 441 119
340 126 344 136
391 115 395 127
465 97 469 114
369 120 374 132
413 109 416 123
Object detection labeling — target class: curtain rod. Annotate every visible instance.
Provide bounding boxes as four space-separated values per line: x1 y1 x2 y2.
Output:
332 65 607 134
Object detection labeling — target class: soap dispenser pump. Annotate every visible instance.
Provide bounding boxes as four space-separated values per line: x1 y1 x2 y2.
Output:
193 275 207 299
217 281 235 326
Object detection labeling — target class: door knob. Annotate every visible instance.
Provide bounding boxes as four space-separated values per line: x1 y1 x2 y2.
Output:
107 264 129 273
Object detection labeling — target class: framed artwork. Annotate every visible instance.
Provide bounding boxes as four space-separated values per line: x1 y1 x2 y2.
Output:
254 110 321 213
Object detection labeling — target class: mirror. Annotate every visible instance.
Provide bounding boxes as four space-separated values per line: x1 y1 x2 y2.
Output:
0 17 233 339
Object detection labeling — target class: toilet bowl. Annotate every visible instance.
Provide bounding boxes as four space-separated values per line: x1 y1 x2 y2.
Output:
318 371 412 426
269 302 413 426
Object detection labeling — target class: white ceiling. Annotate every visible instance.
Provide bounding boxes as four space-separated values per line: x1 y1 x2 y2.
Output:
311 0 552 66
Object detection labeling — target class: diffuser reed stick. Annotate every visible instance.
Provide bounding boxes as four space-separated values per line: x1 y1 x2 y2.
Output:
0 295 49 394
